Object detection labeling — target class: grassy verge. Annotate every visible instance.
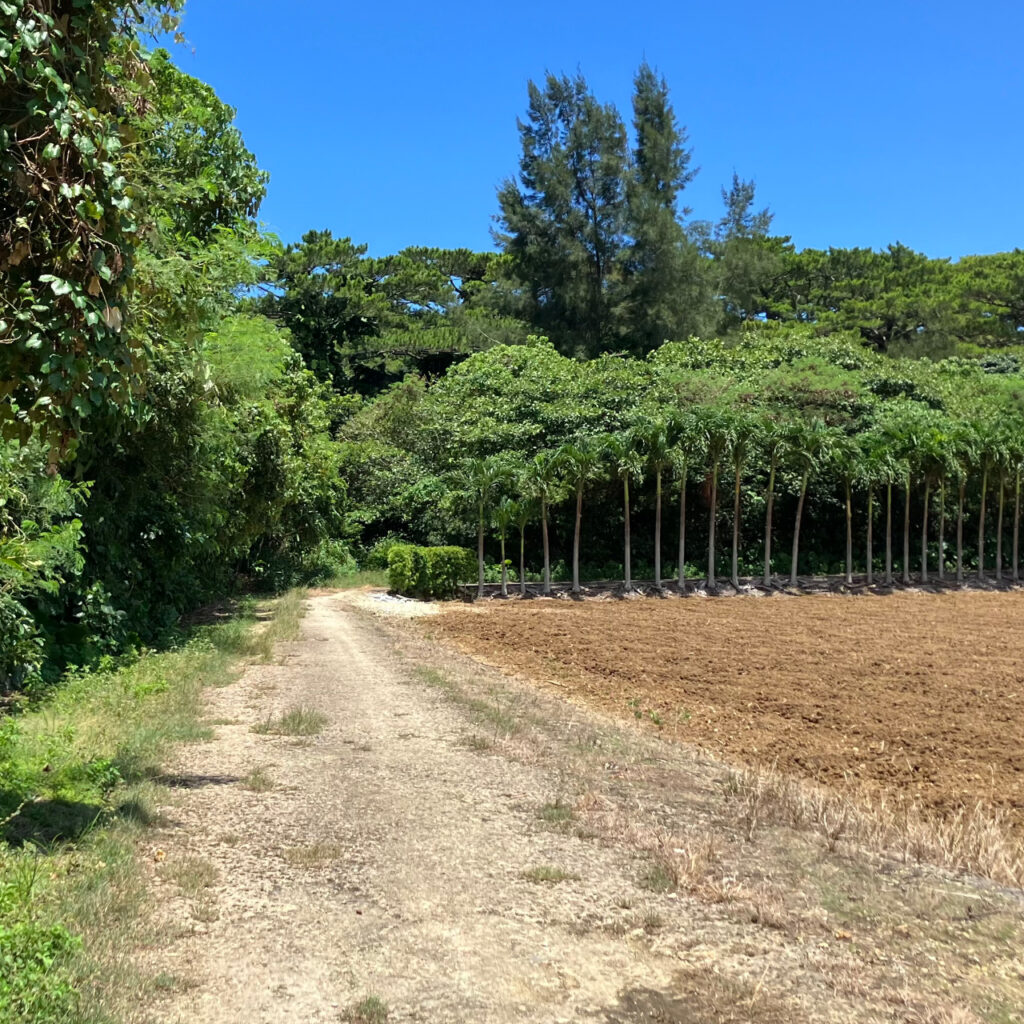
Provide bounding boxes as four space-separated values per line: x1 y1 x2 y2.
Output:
0 590 305 1024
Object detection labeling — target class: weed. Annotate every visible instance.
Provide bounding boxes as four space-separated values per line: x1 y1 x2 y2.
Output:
641 909 664 933
282 842 343 868
461 733 492 751
240 765 275 792
638 860 677 893
346 994 390 1023
521 865 577 884
165 856 219 896
537 798 574 827
252 706 329 737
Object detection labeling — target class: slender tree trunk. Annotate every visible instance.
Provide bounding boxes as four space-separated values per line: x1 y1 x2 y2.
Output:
844 478 853 585
572 483 583 594
519 525 526 597
978 463 988 583
902 476 911 585
885 483 893 585
677 472 687 593
866 484 874 585
731 460 742 589
654 468 662 589
541 497 551 595
763 457 776 587
790 469 808 586
623 478 632 591
956 480 965 585
921 477 930 584
500 532 508 597
707 460 718 590
937 478 945 581
477 499 485 599
996 474 1005 581
1014 470 1021 583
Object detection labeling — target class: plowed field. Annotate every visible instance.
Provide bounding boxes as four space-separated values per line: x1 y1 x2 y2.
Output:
434 592 1024 827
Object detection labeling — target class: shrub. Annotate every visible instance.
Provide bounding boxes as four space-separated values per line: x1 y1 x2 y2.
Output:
387 545 475 599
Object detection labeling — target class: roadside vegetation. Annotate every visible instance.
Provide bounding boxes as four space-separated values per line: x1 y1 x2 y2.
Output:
0 592 301 1023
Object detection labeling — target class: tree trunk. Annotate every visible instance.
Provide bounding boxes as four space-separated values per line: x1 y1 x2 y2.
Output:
572 483 583 594
519 526 527 597
477 499 485 599
920 477 930 584
763 456 776 587
978 463 988 583
937 478 945 581
500 532 508 597
623 477 632 591
902 476 911 585
866 484 874 585
654 468 662 589
677 472 687 593
844 478 853 585
541 497 551 595
956 480 965 585
731 460 742 589
707 460 718 590
996 474 1005 581
1014 470 1021 583
885 483 893 585
790 469 808 586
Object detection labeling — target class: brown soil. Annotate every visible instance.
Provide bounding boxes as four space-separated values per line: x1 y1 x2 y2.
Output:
433 591 1024 828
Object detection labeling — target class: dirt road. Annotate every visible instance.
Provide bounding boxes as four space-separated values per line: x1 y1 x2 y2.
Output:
141 593 1024 1024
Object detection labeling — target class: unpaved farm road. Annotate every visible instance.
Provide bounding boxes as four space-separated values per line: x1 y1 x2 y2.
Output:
141 593 1024 1024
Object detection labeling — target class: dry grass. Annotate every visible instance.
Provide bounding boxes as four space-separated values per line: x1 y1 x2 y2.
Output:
281 841 343 868
521 864 578 884
239 765 275 792
165 856 219 896
723 762 1024 888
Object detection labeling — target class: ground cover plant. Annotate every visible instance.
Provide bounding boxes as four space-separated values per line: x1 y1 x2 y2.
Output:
0 592 300 1023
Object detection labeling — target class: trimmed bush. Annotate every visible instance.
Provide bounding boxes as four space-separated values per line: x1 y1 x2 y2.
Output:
387 545 475 599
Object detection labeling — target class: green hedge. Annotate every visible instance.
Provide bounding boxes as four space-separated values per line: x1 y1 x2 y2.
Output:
387 545 476 599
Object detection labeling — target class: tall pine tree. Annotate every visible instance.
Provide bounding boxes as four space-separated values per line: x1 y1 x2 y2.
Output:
495 73 630 357
620 63 713 355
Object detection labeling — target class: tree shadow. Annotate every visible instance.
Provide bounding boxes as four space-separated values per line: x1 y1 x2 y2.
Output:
1 793 104 847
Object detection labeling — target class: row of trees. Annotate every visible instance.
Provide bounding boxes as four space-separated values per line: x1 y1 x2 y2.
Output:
461 406 1024 598
339 328 1024 592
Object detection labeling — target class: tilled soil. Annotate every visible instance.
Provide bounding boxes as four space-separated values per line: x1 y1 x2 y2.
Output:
433 591 1024 827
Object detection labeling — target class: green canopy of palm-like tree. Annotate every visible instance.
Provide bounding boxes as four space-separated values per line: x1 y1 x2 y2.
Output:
635 419 673 588
523 450 564 595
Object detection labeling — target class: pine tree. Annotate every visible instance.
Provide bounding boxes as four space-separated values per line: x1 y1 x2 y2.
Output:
620 64 712 354
495 73 630 357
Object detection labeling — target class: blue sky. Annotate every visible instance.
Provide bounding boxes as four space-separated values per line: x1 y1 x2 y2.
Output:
168 1 1024 260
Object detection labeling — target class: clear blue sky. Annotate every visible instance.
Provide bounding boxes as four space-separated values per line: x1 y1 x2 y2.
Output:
168 1 1024 260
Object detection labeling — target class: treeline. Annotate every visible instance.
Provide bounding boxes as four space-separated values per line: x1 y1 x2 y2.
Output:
1 4 347 691
340 327 1024 590
5 6 1024 693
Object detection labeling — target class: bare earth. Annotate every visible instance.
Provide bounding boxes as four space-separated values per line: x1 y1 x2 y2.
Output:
140 592 1024 1024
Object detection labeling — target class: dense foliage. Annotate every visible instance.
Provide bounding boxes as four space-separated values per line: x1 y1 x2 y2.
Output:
1 5 348 692
342 327 1024 593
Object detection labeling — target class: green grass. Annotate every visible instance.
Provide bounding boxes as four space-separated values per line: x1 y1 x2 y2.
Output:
251 705 329 737
0 590 304 1023
537 798 575 827
346 994 389 1023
